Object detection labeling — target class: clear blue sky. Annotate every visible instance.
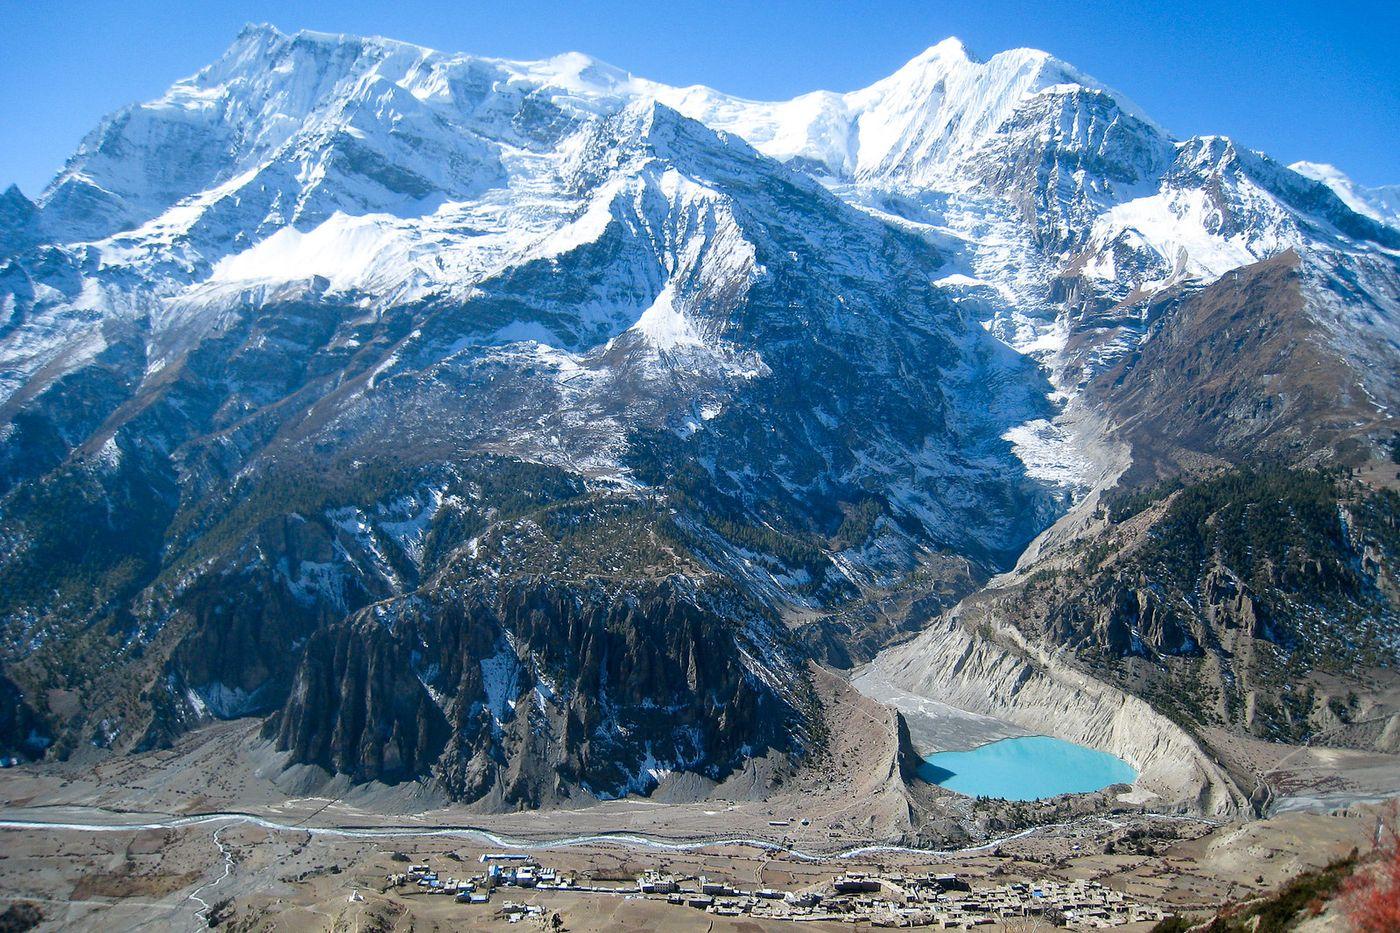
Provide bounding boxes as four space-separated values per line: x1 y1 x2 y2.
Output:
2 0 1397 196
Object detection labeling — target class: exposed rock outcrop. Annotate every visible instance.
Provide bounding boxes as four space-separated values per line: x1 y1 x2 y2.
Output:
270 575 808 809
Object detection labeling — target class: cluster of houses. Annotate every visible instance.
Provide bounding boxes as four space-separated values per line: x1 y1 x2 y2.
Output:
794 873 1168 928
389 857 1164 928
390 854 576 906
653 871 1162 927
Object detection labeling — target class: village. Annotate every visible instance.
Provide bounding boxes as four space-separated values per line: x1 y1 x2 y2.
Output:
388 854 1168 928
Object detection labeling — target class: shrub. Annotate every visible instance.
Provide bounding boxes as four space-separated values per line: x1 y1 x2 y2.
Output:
1342 802 1400 933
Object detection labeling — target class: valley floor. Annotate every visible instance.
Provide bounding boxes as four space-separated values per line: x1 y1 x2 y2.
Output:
0 793 1385 931
0 688 1396 931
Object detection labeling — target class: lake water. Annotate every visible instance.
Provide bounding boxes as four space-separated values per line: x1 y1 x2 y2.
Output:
918 735 1136 801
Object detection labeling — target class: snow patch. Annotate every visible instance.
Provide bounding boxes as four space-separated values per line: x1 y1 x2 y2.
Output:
630 282 702 349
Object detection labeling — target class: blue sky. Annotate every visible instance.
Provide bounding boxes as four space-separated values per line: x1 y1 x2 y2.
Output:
2 0 1397 195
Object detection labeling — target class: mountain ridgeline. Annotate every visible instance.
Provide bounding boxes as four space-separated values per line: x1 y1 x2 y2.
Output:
0 25 1395 806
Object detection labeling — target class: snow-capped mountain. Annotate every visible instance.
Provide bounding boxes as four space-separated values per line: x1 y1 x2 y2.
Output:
14 24 1398 407
0 25 1395 800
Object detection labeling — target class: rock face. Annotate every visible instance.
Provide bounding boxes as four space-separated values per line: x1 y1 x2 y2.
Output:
0 26 1396 811
272 574 807 806
1068 471 1396 741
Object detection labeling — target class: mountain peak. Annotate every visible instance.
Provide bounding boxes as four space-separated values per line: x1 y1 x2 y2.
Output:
0 183 38 230
836 37 1159 184
236 21 284 41
526 50 634 96
874 37 982 90
223 21 297 61
907 37 974 65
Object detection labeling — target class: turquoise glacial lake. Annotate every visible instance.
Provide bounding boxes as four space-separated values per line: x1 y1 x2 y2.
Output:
918 735 1136 801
